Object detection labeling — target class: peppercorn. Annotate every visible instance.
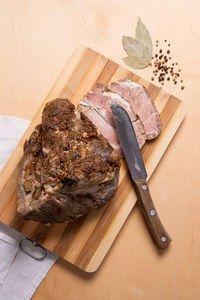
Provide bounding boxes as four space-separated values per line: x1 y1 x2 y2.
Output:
181 86 185 90
152 40 184 88
165 40 167 42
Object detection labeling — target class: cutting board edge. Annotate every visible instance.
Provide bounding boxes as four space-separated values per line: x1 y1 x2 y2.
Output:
0 46 187 273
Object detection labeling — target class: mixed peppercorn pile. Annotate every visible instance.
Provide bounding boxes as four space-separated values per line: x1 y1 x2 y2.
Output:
150 40 185 90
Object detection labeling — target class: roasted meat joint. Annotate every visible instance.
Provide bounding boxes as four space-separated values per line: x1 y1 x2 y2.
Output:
18 79 161 223
18 98 121 223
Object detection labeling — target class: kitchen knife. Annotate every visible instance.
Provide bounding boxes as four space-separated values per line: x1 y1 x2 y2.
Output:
110 102 171 249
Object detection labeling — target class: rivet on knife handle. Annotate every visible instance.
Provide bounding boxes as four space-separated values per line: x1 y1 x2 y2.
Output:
134 179 171 249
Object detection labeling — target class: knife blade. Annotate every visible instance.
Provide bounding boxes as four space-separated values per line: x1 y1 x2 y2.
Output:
110 102 171 249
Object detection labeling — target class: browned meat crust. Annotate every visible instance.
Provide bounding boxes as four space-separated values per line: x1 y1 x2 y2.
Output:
18 99 121 223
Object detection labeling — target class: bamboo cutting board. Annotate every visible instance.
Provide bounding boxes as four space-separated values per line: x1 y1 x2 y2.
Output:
0 46 185 272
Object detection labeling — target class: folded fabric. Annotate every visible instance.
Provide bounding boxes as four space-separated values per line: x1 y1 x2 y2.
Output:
0 116 30 170
0 223 58 300
0 232 19 288
0 116 58 300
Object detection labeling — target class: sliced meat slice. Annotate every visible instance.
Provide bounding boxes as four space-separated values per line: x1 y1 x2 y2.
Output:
81 88 145 149
103 92 146 148
78 101 122 155
109 79 162 139
86 91 135 127
86 92 113 125
102 91 137 124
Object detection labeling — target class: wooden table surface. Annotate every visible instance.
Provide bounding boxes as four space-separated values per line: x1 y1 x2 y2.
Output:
0 1 199 299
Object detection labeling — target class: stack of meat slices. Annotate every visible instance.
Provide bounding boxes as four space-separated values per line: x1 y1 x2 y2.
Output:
78 79 162 155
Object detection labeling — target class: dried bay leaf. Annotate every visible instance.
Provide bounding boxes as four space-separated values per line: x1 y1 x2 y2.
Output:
122 17 153 69
135 17 153 60
123 56 149 69
122 36 146 57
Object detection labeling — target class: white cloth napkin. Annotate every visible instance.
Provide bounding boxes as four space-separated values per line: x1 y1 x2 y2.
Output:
0 116 58 300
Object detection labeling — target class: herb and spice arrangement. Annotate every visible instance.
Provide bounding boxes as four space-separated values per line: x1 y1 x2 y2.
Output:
122 17 185 90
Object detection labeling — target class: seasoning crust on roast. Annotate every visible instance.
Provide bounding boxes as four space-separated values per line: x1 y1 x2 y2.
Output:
18 99 121 223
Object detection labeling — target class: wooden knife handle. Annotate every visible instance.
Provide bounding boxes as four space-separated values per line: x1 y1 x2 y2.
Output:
134 179 171 249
